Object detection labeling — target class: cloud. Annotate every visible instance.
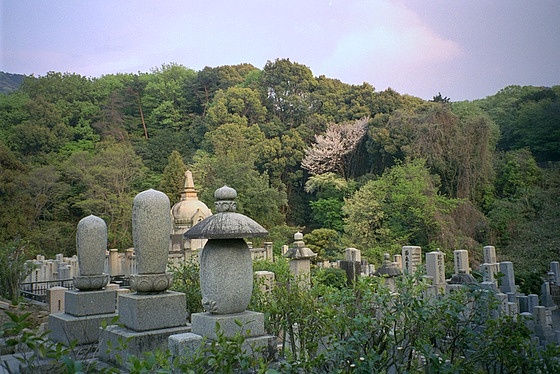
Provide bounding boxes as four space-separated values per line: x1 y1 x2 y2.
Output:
316 1 463 85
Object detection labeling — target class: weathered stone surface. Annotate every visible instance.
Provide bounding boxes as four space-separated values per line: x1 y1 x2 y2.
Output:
191 311 265 340
168 332 203 358
199 238 253 314
99 324 189 367
48 312 118 345
132 189 171 275
64 289 116 317
76 215 107 276
73 274 110 291
129 272 174 293
118 291 187 331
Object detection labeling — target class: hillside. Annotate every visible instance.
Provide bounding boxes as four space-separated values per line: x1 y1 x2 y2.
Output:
0 61 558 283
0 72 25 94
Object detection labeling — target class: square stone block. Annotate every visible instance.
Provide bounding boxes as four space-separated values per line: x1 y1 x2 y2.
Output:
243 335 278 361
168 332 204 358
191 310 265 340
65 289 117 317
48 312 118 345
99 324 189 367
118 291 187 331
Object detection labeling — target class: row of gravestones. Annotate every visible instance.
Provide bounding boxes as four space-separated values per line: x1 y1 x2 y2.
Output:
48 187 277 368
47 187 560 368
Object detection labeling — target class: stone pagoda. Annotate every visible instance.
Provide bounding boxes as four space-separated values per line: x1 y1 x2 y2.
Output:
170 170 212 258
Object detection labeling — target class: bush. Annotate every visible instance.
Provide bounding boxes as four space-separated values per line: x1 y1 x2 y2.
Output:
0 240 35 302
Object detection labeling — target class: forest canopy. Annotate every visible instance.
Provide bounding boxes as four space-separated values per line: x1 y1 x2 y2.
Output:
0 60 558 276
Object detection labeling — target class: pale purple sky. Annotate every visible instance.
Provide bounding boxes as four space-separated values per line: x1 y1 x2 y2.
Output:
1 0 559 101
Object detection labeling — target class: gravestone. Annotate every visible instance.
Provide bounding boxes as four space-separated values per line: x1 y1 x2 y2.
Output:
453 250 470 274
340 247 361 285
99 190 188 366
49 215 117 345
480 263 498 290
426 251 446 296
374 253 402 291
402 246 422 274
499 261 517 294
550 261 560 284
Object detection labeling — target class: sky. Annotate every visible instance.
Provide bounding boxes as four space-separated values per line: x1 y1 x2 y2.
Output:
1 0 559 101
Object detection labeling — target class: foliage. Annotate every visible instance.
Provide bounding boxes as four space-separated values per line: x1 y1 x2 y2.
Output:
169 258 203 320
343 158 457 260
0 63 558 274
0 310 83 373
159 150 187 204
0 240 35 302
303 228 342 260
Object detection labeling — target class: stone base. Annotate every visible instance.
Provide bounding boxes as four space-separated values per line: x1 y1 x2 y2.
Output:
168 332 204 357
191 311 265 340
168 332 277 362
65 289 116 317
119 291 187 331
48 312 118 345
98 324 190 366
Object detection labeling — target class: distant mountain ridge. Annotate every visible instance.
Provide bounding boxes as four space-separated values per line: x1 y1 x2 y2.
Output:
0 72 26 94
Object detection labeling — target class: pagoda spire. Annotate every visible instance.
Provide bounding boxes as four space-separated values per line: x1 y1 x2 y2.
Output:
183 170 198 200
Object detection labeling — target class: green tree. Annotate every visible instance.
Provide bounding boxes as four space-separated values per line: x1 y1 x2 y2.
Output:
260 58 317 128
63 142 146 249
343 158 457 259
0 240 35 302
159 150 187 204
206 86 267 130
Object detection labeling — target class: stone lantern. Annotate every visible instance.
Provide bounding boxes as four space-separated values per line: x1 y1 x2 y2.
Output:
184 185 268 314
284 232 317 287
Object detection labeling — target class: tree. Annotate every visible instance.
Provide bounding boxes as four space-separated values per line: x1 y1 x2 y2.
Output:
206 86 267 130
191 124 287 227
305 172 354 231
159 150 187 204
301 117 369 179
343 158 457 259
63 142 146 249
0 240 35 302
260 58 317 127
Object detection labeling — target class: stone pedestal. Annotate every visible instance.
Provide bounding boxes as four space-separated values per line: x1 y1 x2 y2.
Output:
99 291 189 365
172 311 277 361
49 289 117 345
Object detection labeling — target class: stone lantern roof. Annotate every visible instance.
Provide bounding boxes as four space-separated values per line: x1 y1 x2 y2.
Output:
448 269 478 285
284 232 317 259
184 185 268 239
374 253 402 277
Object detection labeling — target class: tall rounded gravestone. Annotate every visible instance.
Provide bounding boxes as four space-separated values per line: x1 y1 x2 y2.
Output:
184 185 268 314
74 214 110 290
130 189 173 293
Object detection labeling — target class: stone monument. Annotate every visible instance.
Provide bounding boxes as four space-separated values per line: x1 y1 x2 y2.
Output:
49 215 117 345
170 185 276 360
99 189 189 365
402 245 422 274
285 232 317 287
